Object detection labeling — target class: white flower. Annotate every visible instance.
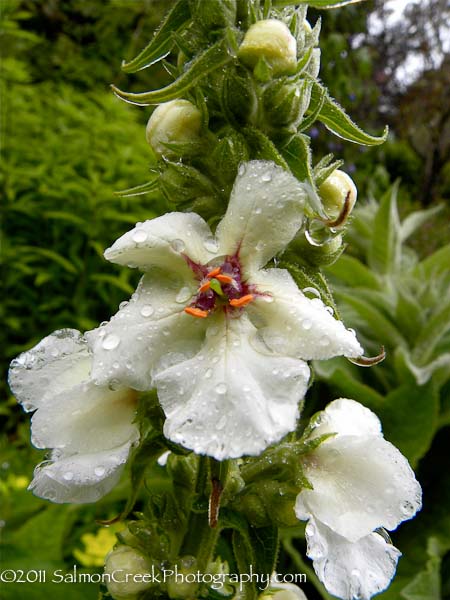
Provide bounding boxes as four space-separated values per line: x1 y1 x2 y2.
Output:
295 399 422 600
8 329 139 504
86 161 363 460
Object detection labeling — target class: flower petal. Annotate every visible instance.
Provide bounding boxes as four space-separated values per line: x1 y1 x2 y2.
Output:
104 212 217 275
8 329 90 412
31 384 138 454
296 434 422 542
154 313 309 460
308 398 381 440
216 161 305 273
248 268 363 360
28 441 134 504
304 516 401 600
86 270 207 390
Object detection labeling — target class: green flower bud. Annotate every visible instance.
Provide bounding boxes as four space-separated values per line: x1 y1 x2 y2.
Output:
263 79 311 128
259 582 308 600
319 169 357 221
146 100 202 157
104 546 156 600
238 20 297 76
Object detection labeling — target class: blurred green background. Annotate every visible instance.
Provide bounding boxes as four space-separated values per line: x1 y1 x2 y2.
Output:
1 1 449 599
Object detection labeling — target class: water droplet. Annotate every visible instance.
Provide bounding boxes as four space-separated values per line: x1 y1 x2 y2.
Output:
102 334 120 350
203 237 219 253
119 300 129 310
140 304 154 317
50 348 59 358
255 240 265 252
261 172 272 182
320 336 330 347
254 207 262 215
325 306 334 315
261 293 274 303
176 286 192 303
215 382 227 395
302 318 312 330
171 239 185 252
63 471 74 481
94 466 106 477
238 164 246 176
303 286 321 298
132 228 147 243
400 500 415 517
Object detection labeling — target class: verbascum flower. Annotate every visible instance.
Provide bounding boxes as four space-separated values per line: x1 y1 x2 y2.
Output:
295 399 422 600
8 329 139 503
319 170 357 223
146 99 202 157
86 161 363 460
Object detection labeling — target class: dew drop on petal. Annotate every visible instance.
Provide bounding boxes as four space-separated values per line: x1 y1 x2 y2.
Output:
254 207 262 215
261 172 272 182
50 348 59 358
176 286 192 303
216 415 227 430
215 382 227 395
63 471 74 481
119 300 129 310
302 318 312 330
303 286 321 298
94 466 106 477
102 334 120 350
204 368 213 379
171 239 186 253
140 304 154 317
400 500 416 517
203 237 219 253
132 229 148 244
320 336 330 347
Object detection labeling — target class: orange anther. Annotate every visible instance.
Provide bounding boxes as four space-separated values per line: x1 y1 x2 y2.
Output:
207 267 222 278
229 294 254 308
199 280 211 293
216 274 233 284
184 307 209 318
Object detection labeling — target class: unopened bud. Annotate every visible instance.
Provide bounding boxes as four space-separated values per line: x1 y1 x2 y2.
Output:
167 556 199 599
259 582 308 600
146 100 202 157
238 20 297 76
104 546 155 600
319 170 357 221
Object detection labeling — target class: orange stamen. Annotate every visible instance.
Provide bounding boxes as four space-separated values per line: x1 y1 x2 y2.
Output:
216 274 233 284
199 280 211 293
207 267 222 278
229 294 254 308
184 307 209 318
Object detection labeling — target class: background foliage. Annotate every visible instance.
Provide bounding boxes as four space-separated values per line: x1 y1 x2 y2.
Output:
1 1 449 599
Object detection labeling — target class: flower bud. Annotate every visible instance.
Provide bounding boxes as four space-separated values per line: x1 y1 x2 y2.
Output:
167 556 199 599
319 170 357 221
146 100 202 157
259 581 308 600
238 20 297 76
104 545 155 600
263 79 311 128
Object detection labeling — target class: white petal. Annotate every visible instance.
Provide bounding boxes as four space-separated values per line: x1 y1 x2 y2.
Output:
28 441 135 504
308 398 381 440
154 313 309 460
104 212 216 275
216 161 305 273
8 329 90 412
304 516 401 600
248 268 363 359
31 384 138 454
296 435 422 542
86 271 207 390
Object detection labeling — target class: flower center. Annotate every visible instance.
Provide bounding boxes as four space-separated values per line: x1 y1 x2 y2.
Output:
183 256 255 318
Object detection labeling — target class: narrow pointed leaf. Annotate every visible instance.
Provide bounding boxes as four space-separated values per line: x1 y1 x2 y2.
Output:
121 0 191 73
115 178 160 197
368 183 401 275
112 37 234 106
400 204 444 242
310 81 388 145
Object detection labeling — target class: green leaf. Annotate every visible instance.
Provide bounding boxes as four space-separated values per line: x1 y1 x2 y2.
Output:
326 254 381 290
19 246 78 274
378 382 439 467
311 80 388 145
400 204 444 243
401 538 442 600
368 183 401 275
412 297 450 365
248 526 279 590
282 134 325 216
121 0 191 73
112 36 234 106
414 243 450 281
243 126 289 170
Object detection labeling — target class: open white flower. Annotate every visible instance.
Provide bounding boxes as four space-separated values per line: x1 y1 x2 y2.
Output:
86 161 363 460
8 329 139 503
295 399 422 600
